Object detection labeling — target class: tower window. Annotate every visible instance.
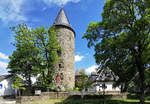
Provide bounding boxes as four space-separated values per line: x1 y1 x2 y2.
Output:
60 73 64 80
57 50 61 57
59 64 61 68
59 63 64 68
69 77 71 80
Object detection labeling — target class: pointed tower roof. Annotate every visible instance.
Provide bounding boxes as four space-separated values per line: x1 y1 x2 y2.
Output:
54 8 75 35
54 8 71 27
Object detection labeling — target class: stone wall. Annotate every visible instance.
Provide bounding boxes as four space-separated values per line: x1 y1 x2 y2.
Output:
16 92 71 104
16 92 128 104
54 25 75 90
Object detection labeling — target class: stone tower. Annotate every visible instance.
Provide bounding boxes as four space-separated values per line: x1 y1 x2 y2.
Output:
53 8 75 90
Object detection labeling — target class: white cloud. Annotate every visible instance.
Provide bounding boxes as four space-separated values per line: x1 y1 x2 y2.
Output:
43 0 80 6
75 55 84 62
0 61 8 70
85 65 98 75
0 52 9 60
0 0 80 23
0 0 27 24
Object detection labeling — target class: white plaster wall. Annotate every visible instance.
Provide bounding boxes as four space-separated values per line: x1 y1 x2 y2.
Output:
88 86 96 92
94 82 120 92
0 78 15 96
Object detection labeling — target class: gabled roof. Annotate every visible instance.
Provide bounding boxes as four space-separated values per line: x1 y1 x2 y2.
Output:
0 75 12 81
89 67 119 82
96 67 119 82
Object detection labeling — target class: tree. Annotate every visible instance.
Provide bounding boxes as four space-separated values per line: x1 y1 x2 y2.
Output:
8 24 42 92
83 0 150 103
8 24 61 92
12 75 26 90
34 26 61 88
75 72 93 91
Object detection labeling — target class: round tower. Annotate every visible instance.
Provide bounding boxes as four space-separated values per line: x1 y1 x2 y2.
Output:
53 8 75 90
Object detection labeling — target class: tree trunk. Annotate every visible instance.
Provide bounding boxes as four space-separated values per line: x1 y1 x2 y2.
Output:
135 55 145 104
27 64 32 95
28 73 32 94
121 83 128 92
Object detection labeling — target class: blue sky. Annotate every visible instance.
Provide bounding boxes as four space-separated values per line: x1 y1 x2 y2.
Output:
0 0 105 75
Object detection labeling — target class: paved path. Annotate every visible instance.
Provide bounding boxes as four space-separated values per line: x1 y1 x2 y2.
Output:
0 99 16 104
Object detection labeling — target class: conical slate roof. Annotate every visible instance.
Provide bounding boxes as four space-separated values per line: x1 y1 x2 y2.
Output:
54 8 72 28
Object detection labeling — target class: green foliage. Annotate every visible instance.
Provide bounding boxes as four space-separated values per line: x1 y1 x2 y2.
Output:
12 75 26 90
73 87 79 92
75 72 93 91
8 24 41 91
35 26 61 88
8 24 61 91
83 0 150 103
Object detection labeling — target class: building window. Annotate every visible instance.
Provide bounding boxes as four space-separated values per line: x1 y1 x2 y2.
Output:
0 84 2 89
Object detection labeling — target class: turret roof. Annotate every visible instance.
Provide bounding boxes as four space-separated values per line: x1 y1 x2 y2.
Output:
54 8 72 28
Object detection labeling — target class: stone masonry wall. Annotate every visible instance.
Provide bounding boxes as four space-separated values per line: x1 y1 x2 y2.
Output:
54 26 75 90
16 92 128 104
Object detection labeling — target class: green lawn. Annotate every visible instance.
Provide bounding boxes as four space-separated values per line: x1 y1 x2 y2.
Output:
23 99 64 104
22 98 150 104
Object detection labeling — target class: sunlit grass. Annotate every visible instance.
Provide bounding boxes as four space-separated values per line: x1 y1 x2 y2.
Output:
22 98 150 104
111 98 150 103
23 99 64 104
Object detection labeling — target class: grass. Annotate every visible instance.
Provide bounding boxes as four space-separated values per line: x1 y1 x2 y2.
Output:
146 96 150 100
63 98 150 104
23 99 64 104
22 98 150 104
111 98 150 103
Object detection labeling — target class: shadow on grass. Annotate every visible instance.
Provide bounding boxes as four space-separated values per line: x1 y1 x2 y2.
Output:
127 93 150 101
55 95 150 104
